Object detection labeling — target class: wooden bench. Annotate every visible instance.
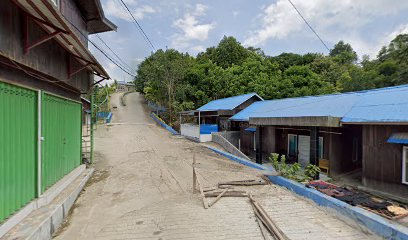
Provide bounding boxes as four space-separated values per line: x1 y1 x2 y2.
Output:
319 159 329 174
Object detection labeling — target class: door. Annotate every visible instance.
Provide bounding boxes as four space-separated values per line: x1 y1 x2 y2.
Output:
42 93 81 192
0 81 37 222
298 135 310 167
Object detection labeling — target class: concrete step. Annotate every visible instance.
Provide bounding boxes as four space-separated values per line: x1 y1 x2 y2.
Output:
1 168 94 240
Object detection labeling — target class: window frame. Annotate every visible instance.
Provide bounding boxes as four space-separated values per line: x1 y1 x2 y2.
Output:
403 146 408 185
287 134 298 158
319 136 324 160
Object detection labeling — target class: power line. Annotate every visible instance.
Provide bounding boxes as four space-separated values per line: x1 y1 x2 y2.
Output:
95 33 136 74
286 0 330 52
66 19 137 78
118 0 156 51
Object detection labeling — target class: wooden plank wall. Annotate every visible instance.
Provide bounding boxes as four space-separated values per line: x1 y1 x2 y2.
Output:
0 0 91 98
61 0 88 45
362 125 408 198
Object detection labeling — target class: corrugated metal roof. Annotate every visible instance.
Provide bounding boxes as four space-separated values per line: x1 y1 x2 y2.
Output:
231 84 408 124
197 93 263 111
342 85 408 123
117 81 134 86
231 93 359 121
244 127 256 132
387 133 408 144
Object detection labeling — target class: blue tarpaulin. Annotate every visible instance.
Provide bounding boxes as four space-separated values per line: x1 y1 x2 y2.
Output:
200 124 218 134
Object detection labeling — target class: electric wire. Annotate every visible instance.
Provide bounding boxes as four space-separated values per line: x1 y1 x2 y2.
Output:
286 0 330 52
118 0 156 51
65 19 137 78
95 33 136 74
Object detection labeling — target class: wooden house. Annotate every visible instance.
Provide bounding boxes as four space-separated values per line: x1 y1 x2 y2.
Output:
0 0 115 232
231 85 408 201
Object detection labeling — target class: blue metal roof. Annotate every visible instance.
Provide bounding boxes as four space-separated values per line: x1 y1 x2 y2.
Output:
197 93 263 111
341 85 408 123
244 127 256 132
387 133 408 144
230 84 408 124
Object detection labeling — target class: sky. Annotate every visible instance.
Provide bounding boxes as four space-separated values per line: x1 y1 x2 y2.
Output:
89 0 408 83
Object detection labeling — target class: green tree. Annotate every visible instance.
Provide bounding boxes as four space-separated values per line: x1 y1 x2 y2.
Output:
212 36 249 68
330 41 358 64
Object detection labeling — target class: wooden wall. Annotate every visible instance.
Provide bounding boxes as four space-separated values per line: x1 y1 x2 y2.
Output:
61 0 88 45
239 122 255 158
362 125 408 198
0 0 91 99
268 125 362 175
234 96 261 112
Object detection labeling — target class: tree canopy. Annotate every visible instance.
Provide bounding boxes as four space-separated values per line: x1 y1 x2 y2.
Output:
134 35 408 127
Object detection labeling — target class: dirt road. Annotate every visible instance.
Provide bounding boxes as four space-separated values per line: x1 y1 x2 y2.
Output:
55 92 378 240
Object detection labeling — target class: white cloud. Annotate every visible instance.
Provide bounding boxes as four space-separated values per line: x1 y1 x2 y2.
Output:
104 0 155 21
171 4 215 51
244 0 408 56
190 45 206 53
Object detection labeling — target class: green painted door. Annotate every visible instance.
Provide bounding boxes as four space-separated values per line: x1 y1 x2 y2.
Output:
42 93 81 192
0 81 37 222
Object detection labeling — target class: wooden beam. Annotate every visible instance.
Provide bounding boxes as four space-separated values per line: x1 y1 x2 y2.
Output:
194 168 208 209
208 189 228 207
250 116 342 127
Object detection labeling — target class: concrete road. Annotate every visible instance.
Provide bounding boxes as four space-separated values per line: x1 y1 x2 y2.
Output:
54 92 378 240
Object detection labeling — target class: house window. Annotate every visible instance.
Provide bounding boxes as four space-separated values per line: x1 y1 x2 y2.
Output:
319 137 324 160
352 138 359 163
287 134 323 161
403 146 408 185
288 134 298 158
253 132 256 151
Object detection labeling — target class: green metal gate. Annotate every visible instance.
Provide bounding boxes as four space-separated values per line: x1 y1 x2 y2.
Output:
41 93 82 192
0 81 37 222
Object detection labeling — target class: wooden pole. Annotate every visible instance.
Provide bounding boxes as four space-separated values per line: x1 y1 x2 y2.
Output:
193 153 197 193
249 194 289 240
195 168 208 209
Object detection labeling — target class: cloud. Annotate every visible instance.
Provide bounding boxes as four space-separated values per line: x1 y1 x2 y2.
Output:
171 4 215 51
104 0 156 21
190 45 206 53
244 0 408 56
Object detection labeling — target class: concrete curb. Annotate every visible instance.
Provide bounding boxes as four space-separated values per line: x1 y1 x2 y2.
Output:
207 147 265 170
0 165 86 238
120 91 134 106
150 112 179 135
207 146 408 240
1 167 94 240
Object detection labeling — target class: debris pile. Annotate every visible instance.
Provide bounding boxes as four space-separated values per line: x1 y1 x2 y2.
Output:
192 155 288 239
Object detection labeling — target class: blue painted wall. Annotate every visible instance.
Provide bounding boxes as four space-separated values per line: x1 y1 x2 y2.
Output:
150 112 179 135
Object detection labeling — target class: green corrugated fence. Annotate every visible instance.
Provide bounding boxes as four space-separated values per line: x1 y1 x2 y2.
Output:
42 94 81 192
0 81 37 223
0 81 82 223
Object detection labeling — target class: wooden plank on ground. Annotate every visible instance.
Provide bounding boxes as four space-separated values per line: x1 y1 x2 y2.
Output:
249 194 289 240
208 189 228 207
194 168 208 209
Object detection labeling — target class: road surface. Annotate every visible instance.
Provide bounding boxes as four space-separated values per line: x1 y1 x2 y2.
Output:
55 92 378 240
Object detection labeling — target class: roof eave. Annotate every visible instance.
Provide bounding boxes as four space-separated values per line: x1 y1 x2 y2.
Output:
341 121 408 125
250 116 342 127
